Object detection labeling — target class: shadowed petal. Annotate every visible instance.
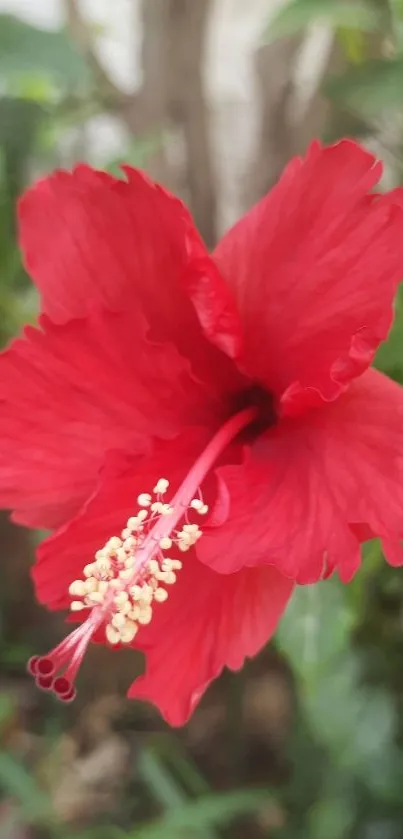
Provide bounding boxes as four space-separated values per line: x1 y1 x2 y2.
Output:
199 368 403 582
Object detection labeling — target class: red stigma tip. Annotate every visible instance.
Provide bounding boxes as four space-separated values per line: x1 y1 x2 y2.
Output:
27 655 39 675
27 618 99 703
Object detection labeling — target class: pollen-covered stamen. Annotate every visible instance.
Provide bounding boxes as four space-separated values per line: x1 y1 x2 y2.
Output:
64 477 203 647
28 406 257 703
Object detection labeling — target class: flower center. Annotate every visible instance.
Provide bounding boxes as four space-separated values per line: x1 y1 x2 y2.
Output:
231 384 277 438
28 406 258 702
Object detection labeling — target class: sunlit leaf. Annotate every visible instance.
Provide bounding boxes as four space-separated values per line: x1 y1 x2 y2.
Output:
265 0 381 41
325 57 403 116
0 14 88 90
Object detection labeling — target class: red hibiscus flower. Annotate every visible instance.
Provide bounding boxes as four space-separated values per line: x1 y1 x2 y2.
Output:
1 139 403 726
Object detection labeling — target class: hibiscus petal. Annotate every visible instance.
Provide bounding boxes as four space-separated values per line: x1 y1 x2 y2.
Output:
213 139 403 413
199 368 403 583
18 165 242 361
129 559 293 726
0 310 223 530
198 425 361 585
33 434 293 725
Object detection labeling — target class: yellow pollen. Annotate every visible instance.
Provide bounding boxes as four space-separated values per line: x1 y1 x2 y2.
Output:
67 476 205 647
154 478 169 494
70 600 86 611
68 580 86 597
138 493 152 507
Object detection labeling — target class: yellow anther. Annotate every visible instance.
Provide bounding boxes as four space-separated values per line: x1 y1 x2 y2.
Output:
70 600 86 611
138 509 148 522
69 580 87 597
151 501 163 514
138 493 152 507
120 621 138 643
190 499 209 515
171 559 183 570
121 528 132 540
137 605 153 625
83 563 96 578
86 591 105 604
157 570 176 585
154 478 169 495
124 556 135 569
130 584 143 600
95 557 112 576
161 558 174 571
178 541 191 552
114 591 129 607
190 498 203 510
159 536 172 550
106 625 121 645
154 588 168 603
147 559 160 575
84 577 98 593
109 579 121 589
127 516 141 530
107 537 122 550
112 612 127 629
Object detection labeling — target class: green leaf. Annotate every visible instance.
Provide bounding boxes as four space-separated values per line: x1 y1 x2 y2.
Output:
138 749 188 810
325 57 403 116
131 790 269 839
0 752 52 823
277 579 354 681
308 793 355 839
138 748 215 839
265 0 381 41
0 96 45 160
375 286 403 381
0 14 88 90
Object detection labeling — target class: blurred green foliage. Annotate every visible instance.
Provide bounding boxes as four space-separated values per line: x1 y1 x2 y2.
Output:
1 3 403 839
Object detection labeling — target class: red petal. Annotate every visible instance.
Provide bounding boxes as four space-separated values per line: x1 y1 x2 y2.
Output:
129 559 293 726
19 165 242 361
199 368 403 582
199 428 360 585
213 139 403 413
33 431 293 724
33 430 212 609
0 309 222 530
